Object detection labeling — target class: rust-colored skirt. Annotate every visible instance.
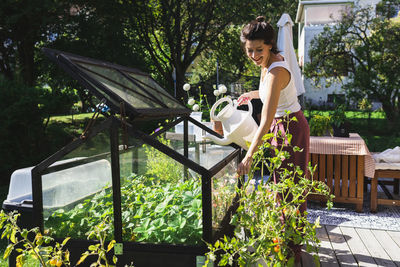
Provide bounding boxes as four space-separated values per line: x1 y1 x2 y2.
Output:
269 110 310 180
269 110 310 211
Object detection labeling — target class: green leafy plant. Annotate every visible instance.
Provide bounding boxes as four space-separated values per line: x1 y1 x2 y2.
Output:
0 211 119 267
309 114 333 136
144 136 184 184
77 217 117 267
330 104 347 128
0 210 70 267
204 113 334 266
46 174 203 245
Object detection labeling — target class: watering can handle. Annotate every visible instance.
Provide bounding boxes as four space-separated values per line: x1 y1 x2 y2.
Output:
210 97 254 121
243 99 253 119
210 97 233 121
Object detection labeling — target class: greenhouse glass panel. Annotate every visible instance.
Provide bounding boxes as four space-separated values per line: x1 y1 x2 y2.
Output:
42 48 190 119
118 136 203 246
212 160 238 232
125 72 183 109
43 132 114 240
75 62 162 109
157 123 236 170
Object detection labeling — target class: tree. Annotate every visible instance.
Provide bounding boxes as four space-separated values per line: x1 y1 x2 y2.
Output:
121 0 299 101
0 76 47 184
0 0 72 86
304 2 400 127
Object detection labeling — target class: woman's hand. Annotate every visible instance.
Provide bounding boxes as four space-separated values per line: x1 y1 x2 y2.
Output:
237 92 253 106
236 156 253 176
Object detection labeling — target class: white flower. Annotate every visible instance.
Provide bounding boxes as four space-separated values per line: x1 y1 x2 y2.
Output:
183 83 191 91
213 90 220 97
249 179 256 185
218 84 227 94
188 98 195 105
192 104 200 111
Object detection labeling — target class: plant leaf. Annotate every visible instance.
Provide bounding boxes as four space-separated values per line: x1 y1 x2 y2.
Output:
3 244 13 259
107 240 116 252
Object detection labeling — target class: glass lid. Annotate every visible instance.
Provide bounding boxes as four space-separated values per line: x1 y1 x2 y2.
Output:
42 48 190 119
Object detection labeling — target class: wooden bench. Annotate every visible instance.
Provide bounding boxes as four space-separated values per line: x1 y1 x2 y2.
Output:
308 153 365 212
370 162 400 213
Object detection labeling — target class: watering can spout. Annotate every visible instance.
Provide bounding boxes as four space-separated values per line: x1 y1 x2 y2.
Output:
204 134 232 146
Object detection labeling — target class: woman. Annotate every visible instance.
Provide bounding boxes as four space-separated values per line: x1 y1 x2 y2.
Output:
237 15 309 181
236 16 310 261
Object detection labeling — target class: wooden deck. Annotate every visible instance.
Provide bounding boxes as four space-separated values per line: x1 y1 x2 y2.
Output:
299 225 400 266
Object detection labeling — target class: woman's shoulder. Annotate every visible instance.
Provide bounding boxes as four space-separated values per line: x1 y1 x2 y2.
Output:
266 60 291 88
268 56 289 70
267 61 290 76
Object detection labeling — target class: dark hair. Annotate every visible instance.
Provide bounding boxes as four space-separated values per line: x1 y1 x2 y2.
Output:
240 16 279 54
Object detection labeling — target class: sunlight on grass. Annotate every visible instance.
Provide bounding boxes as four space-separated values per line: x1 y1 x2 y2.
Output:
303 110 386 119
49 112 103 123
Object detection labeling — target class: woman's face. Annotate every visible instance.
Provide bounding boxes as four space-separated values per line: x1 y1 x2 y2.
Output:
245 39 272 68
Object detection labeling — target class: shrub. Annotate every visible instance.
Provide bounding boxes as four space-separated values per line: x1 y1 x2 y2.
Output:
309 114 333 136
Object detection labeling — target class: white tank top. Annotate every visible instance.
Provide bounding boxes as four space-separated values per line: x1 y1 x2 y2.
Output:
258 60 301 117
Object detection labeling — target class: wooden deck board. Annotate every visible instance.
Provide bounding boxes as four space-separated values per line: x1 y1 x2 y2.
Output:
372 229 400 266
315 226 340 267
294 225 400 267
389 231 400 248
325 225 358 266
356 228 397 267
339 226 377 266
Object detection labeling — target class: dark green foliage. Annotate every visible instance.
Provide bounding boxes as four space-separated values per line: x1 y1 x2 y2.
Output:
0 76 46 184
0 0 72 85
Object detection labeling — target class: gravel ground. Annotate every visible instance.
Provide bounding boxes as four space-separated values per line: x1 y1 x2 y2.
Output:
307 183 400 231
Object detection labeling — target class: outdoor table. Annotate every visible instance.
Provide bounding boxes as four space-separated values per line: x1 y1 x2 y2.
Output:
309 133 375 212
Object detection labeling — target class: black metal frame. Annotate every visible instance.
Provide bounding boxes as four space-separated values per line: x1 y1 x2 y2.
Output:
42 48 191 120
28 115 241 266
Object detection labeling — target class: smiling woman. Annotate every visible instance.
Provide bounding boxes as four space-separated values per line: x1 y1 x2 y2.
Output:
235 15 310 262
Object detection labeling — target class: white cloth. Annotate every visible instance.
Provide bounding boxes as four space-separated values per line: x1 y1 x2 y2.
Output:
277 13 305 96
259 60 301 117
372 146 400 163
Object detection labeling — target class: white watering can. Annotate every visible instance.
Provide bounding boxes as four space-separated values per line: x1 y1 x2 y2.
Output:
205 97 258 150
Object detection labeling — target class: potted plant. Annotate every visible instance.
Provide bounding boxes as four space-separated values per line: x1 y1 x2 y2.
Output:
330 104 350 137
204 115 334 266
309 114 333 136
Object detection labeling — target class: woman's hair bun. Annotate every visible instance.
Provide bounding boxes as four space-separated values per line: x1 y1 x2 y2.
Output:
256 16 265 22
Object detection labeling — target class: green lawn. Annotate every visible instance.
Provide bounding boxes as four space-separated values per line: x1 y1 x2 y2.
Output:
49 112 101 124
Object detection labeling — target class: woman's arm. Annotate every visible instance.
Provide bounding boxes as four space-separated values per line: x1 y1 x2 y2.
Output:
237 90 260 106
237 67 290 176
